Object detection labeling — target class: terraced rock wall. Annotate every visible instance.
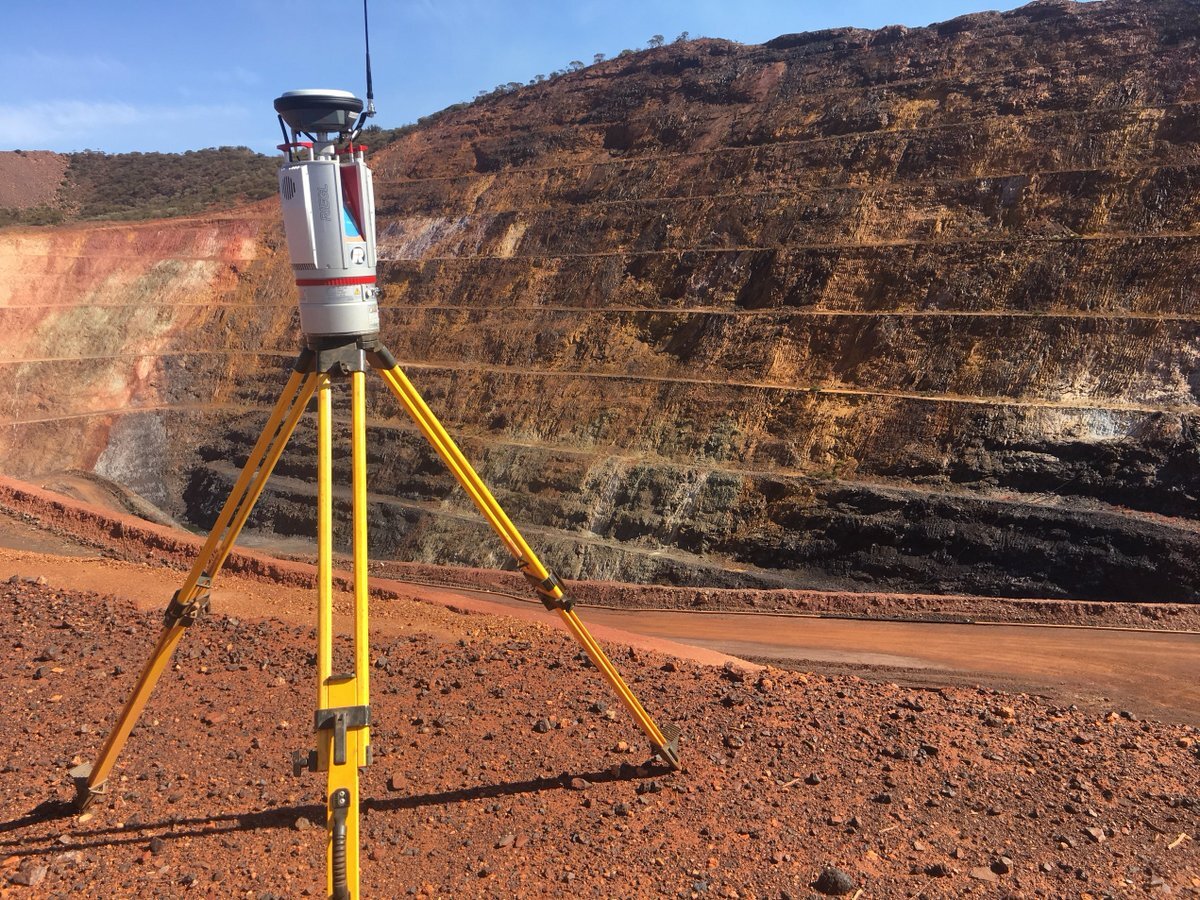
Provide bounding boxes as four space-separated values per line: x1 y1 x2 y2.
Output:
4 0 1200 602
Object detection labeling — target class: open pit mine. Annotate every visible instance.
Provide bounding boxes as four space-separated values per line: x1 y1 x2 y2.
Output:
2 0 1200 604
0 1 1198 898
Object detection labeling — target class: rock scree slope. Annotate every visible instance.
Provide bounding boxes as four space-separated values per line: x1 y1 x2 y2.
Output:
0 151 68 211
3 0 1200 602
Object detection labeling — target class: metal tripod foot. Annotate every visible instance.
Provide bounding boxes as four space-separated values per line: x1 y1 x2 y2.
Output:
67 763 105 812
652 723 683 770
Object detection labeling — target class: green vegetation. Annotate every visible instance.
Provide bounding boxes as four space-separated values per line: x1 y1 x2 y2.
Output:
0 205 66 227
0 123 449 229
0 33 695 230
359 102 472 150
64 146 279 221
358 123 418 148
0 148 279 228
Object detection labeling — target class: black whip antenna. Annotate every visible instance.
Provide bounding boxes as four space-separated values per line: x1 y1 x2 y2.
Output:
363 0 376 120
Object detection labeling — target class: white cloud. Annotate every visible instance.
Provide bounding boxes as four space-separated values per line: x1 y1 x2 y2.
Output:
4 50 129 80
0 100 253 151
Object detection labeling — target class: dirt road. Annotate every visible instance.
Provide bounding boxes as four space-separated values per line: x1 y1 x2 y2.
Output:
407 583 1198 725
1 507 1195 725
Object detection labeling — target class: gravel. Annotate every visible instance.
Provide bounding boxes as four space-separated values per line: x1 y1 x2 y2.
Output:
0 581 1196 897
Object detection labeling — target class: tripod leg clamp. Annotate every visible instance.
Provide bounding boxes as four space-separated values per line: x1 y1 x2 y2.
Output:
314 705 371 767
519 565 574 612
163 576 212 629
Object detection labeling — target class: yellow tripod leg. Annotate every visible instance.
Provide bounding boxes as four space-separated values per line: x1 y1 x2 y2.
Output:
314 373 369 900
351 371 371 748
370 353 680 769
71 361 319 809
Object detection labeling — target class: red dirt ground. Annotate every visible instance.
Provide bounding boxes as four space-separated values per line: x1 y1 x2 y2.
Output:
0 481 1196 898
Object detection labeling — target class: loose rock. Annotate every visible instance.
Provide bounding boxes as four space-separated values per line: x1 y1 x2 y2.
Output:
812 866 856 895
969 867 999 883
11 864 48 887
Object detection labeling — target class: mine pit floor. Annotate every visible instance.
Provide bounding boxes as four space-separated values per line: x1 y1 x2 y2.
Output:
0 484 1197 897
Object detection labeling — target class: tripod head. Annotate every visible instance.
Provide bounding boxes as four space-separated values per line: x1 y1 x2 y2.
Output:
274 88 379 339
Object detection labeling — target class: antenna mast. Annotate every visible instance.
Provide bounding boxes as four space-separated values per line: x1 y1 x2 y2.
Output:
363 0 375 120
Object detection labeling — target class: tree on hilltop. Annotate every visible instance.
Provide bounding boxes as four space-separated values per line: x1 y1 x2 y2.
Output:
648 34 664 48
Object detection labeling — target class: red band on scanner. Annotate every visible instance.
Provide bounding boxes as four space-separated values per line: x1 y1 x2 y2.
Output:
295 275 377 287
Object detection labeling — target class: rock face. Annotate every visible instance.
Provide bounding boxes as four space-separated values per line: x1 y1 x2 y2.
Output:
3 0 1200 601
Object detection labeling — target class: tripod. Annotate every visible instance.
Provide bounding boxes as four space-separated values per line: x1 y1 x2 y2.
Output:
70 335 681 899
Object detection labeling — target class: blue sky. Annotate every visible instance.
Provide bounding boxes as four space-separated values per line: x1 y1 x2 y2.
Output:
3 0 1040 155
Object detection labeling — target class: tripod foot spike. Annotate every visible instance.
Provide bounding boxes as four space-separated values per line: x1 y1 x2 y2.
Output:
652 723 683 771
67 763 105 812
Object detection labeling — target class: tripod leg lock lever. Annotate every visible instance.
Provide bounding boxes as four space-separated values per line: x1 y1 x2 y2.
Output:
314 705 371 767
519 565 574 612
163 576 213 629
